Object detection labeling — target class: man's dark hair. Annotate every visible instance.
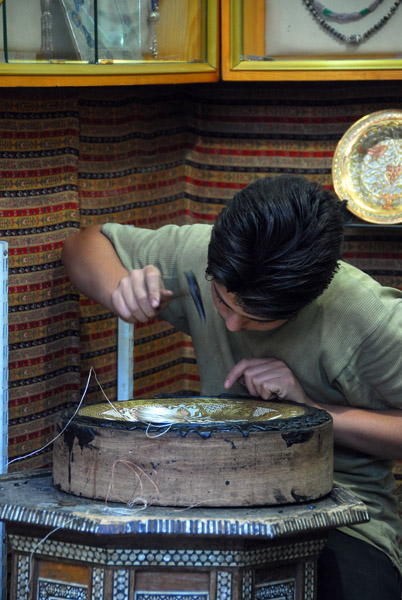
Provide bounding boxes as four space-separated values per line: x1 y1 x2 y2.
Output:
206 175 344 321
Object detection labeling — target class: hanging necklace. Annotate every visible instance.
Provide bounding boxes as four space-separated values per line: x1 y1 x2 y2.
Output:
148 0 160 58
302 0 402 43
312 0 385 22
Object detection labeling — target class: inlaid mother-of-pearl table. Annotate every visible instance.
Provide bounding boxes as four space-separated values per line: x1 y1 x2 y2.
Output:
0 470 369 600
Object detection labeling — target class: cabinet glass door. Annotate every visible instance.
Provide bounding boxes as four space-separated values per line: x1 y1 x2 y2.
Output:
222 0 402 80
0 0 218 85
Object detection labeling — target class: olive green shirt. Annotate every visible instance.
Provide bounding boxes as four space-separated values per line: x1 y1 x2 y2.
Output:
103 222 402 574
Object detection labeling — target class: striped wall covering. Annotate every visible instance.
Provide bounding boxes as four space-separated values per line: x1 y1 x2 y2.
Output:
1 80 402 471
0 90 81 470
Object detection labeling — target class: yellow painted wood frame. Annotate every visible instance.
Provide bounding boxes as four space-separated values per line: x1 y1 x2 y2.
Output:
0 0 219 87
221 0 402 81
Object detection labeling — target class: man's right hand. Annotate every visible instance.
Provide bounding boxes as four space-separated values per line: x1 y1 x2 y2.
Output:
62 226 174 325
111 265 173 324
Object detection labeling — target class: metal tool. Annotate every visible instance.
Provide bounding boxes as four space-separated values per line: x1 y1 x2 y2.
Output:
169 270 206 322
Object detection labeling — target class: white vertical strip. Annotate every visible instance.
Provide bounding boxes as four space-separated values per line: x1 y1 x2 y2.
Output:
117 318 134 401
0 241 8 600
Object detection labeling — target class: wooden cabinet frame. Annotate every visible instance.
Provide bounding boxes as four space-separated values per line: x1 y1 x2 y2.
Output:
0 0 219 87
222 0 402 81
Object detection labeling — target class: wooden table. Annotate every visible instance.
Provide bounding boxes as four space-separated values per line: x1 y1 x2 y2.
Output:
0 470 369 600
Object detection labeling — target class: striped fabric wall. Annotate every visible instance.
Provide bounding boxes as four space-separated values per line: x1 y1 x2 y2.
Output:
1 80 402 471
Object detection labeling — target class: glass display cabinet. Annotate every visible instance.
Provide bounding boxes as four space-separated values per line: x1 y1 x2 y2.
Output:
0 0 218 86
222 0 402 81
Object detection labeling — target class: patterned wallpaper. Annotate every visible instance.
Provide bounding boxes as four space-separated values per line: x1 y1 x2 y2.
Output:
1 80 402 470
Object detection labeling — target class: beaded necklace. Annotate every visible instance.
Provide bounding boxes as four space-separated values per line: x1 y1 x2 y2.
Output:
149 0 160 57
312 0 384 21
302 0 402 43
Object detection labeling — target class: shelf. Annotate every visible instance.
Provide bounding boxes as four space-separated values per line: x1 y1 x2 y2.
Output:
343 210 402 230
0 0 219 87
221 0 402 82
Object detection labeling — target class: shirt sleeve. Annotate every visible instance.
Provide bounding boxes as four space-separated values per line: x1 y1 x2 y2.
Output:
101 222 211 335
336 301 402 410
102 222 181 280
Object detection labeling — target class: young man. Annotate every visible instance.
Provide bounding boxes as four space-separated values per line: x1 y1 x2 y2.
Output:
62 175 402 599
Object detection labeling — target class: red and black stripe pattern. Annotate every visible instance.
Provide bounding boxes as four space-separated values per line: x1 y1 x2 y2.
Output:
2 81 402 470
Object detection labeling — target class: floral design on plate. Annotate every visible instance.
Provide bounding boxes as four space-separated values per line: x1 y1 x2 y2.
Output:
332 110 402 224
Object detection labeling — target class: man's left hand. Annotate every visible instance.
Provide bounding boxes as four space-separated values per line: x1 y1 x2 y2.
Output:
224 357 313 405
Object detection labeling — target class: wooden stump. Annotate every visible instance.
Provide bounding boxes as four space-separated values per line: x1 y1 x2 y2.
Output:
52 397 333 507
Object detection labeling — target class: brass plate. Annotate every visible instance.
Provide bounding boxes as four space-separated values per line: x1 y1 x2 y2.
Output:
78 397 306 425
332 109 402 224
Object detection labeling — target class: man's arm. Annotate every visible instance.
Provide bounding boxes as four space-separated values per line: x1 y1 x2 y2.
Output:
62 225 127 311
62 225 172 323
319 402 402 460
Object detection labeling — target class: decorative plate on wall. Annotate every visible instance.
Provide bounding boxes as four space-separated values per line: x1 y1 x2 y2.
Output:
332 109 402 224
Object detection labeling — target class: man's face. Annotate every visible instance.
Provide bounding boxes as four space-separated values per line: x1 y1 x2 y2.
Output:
210 280 287 332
